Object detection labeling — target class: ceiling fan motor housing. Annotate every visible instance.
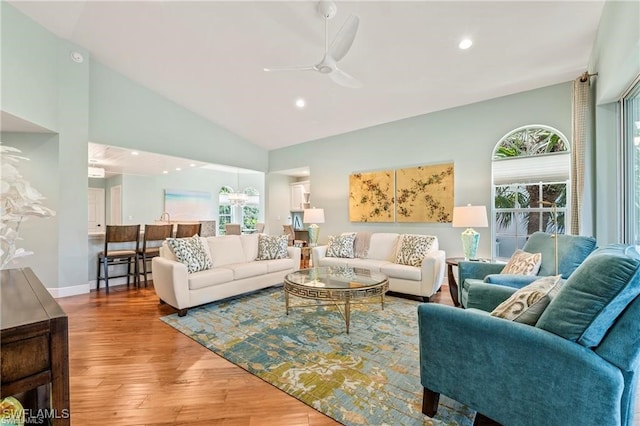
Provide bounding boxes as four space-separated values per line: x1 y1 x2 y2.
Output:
317 1 337 20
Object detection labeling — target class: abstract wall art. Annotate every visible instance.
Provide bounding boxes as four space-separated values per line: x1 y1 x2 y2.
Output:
349 170 395 222
395 163 454 223
164 189 214 221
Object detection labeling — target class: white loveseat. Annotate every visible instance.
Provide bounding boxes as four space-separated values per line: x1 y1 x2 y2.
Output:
152 234 300 316
311 233 445 301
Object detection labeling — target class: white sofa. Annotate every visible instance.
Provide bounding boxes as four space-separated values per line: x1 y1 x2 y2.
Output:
311 233 445 301
152 234 300 316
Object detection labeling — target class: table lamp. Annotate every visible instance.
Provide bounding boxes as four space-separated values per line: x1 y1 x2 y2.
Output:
303 208 325 247
452 204 488 260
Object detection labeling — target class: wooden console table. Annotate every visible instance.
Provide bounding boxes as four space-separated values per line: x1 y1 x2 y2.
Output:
1 268 70 425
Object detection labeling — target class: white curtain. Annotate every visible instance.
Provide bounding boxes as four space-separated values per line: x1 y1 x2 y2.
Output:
571 74 593 235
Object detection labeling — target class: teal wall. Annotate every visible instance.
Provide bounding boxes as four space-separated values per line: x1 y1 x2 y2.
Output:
269 83 573 259
589 0 640 244
89 62 267 171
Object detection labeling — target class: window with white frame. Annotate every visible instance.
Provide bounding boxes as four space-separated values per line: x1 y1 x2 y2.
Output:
218 186 233 235
242 187 260 232
492 125 571 259
623 77 640 246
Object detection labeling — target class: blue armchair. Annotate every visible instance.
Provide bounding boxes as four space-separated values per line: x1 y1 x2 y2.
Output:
459 232 597 310
418 245 640 425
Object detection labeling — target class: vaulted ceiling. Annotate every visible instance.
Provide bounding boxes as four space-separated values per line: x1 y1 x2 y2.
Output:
9 1 605 150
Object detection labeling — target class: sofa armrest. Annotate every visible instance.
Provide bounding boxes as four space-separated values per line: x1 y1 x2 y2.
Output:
458 261 505 285
151 257 190 310
311 245 327 267
420 249 446 297
287 246 301 266
465 281 517 311
417 304 623 425
484 273 540 288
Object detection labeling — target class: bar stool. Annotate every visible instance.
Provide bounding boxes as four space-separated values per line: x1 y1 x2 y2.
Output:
138 224 172 287
96 225 140 294
175 223 202 238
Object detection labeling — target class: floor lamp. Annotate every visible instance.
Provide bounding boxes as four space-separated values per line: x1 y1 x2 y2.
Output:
539 201 559 275
452 205 488 260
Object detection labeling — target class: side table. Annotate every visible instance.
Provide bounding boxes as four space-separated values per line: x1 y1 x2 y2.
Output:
446 257 465 307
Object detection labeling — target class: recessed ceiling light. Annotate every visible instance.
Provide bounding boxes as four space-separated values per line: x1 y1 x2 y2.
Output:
175 167 181 171
458 38 473 50
131 151 139 156
295 98 306 108
70 51 84 63
189 163 196 167
162 170 168 174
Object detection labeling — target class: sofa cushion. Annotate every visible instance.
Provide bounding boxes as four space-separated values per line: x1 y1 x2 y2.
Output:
265 258 295 273
347 258 390 272
208 236 247 267
227 262 269 280
326 232 357 258
381 262 422 281
490 275 562 325
366 233 399 261
318 257 351 267
188 267 234 290
522 232 597 279
395 234 436 267
501 249 542 275
240 233 259 263
257 234 289 260
536 245 640 347
166 235 212 273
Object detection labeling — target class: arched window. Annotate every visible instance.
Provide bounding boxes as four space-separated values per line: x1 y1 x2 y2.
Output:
492 125 570 259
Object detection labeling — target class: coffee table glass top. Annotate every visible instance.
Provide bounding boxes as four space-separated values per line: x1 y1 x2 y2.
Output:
285 266 387 289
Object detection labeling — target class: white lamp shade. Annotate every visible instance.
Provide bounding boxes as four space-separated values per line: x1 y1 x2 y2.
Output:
452 205 488 228
303 208 325 224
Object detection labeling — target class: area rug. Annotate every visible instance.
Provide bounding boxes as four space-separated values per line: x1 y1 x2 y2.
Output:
160 286 475 425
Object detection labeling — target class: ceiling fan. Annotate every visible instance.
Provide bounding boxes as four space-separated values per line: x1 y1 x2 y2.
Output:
263 1 362 89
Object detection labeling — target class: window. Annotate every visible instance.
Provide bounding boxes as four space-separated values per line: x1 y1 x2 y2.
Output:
492 126 570 259
218 186 261 235
242 187 260 232
218 186 233 235
623 78 640 245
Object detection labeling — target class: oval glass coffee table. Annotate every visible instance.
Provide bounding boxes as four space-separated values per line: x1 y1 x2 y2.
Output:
283 266 389 334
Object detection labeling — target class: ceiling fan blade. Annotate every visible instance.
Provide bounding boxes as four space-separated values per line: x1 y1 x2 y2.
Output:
263 65 316 72
329 68 362 89
329 15 359 62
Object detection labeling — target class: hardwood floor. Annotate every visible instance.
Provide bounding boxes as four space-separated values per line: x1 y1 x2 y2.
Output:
57 282 453 425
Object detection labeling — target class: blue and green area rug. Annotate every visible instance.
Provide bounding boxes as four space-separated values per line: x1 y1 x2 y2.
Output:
160 286 474 425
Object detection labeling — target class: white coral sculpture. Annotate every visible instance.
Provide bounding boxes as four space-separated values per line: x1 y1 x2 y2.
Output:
1 145 56 269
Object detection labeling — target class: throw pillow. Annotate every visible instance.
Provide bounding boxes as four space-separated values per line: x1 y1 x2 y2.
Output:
536 245 640 347
326 232 357 258
256 234 289 260
501 249 542 275
490 275 562 325
166 235 212 274
395 234 436 267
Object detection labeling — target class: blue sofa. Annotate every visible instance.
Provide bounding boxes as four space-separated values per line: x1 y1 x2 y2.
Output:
458 232 597 310
419 244 640 425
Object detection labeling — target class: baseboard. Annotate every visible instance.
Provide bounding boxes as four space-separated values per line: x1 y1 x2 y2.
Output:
48 276 145 299
48 283 90 298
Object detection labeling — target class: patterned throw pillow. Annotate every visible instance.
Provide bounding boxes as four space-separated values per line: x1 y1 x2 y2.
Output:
491 275 562 325
395 234 436 267
326 233 357 258
501 249 542 275
256 234 289 260
166 235 212 274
